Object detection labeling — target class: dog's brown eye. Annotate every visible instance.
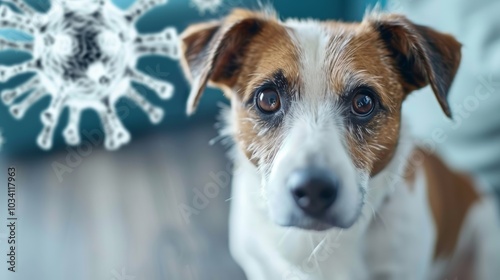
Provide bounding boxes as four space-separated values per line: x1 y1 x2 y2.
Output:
351 92 374 116
256 89 281 113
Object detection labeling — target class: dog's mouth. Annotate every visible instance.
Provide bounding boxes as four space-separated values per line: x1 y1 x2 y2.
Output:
281 206 362 231
284 217 355 231
281 218 335 231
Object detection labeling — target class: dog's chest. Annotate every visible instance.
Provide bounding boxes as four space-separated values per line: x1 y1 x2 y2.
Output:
228 141 480 279
230 150 437 279
364 166 437 279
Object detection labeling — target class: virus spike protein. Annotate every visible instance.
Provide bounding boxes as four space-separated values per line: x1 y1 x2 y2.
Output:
0 37 33 51
0 60 38 82
125 87 164 124
9 87 48 119
98 106 131 151
135 27 179 60
0 5 36 34
124 0 168 23
1 76 40 105
37 92 68 150
62 106 82 146
2 0 35 15
128 68 174 100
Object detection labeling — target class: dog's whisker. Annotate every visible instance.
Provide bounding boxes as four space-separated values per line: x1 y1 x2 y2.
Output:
364 200 388 230
308 234 328 263
277 227 293 247
307 234 324 279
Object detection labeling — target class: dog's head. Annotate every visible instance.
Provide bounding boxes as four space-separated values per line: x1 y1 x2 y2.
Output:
180 9 461 230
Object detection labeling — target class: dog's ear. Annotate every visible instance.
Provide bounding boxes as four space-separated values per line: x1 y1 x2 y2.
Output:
367 14 461 118
180 9 267 115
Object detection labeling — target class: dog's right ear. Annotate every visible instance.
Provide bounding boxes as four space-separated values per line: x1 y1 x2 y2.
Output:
365 13 461 118
180 9 268 115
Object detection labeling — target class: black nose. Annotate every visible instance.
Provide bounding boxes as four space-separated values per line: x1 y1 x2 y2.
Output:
288 168 339 217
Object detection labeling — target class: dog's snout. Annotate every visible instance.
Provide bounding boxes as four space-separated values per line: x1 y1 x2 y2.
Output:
288 168 339 217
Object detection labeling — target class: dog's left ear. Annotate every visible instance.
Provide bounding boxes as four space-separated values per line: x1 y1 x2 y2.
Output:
180 9 268 115
367 14 462 118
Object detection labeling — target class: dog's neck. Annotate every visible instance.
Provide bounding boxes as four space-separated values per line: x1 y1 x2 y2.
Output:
367 121 418 209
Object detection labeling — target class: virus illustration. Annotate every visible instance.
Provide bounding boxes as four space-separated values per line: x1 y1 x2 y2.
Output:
0 0 179 150
190 0 223 14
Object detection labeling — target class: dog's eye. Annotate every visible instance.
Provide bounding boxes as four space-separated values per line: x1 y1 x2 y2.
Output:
351 91 375 116
256 89 281 113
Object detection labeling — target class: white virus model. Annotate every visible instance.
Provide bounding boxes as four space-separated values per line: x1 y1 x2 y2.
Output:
0 0 179 150
190 0 223 14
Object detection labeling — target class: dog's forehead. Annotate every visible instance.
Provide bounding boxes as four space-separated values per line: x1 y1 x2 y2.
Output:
246 19 387 99
287 20 354 97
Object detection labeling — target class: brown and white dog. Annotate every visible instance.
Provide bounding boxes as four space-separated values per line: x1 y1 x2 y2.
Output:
179 8 500 280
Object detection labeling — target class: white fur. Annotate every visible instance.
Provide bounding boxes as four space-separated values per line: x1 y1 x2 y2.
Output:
365 162 436 280
262 21 362 229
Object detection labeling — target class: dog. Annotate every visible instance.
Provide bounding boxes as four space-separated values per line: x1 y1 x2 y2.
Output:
179 8 500 280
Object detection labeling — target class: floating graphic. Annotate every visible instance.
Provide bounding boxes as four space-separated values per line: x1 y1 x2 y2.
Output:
0 0 179 150
191 0 223 14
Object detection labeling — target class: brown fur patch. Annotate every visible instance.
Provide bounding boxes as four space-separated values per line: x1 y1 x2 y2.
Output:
322 22 405 175
230 18 300 166
417 148 480 258
368 14 461 118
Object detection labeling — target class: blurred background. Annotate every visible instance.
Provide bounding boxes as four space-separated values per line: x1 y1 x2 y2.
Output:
0 0 498 279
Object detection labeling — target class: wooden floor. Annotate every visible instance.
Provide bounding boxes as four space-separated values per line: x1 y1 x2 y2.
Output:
0 122 246 280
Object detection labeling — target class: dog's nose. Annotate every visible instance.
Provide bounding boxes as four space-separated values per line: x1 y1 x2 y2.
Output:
288 168 339 217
